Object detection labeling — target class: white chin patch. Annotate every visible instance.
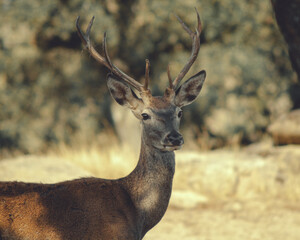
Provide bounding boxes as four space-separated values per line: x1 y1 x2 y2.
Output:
163 145 182 151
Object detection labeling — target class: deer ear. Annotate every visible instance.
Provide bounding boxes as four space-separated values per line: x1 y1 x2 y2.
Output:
174 70 206 107
107 74 144 115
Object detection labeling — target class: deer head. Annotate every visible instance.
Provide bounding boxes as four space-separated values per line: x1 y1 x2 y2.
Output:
76 10 206 152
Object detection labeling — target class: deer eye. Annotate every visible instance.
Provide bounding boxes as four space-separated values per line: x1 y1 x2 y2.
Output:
178 110 183 118
141 113 151 120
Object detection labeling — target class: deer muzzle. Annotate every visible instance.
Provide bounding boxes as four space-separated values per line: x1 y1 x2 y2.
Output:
162 130 184 151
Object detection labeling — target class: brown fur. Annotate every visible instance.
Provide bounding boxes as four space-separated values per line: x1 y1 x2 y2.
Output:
148 96 173 109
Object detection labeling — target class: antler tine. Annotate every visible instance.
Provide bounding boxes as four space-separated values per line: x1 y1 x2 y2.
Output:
167 64 173 89
172 9 202 89
102 32 145 91
195 8 202 34
102 32 115 72
76 16 110 69
144 59 150 90
76 16 144 92
174 14 194 37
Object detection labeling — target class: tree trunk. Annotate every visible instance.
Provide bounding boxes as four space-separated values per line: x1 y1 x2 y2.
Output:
271 0 300 108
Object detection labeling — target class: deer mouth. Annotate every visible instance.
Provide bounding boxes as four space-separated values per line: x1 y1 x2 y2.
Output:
161 143 183 151
159 135 184 151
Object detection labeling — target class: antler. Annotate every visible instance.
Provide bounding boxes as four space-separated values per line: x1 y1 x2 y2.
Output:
76 16 148 92
170 9 202 90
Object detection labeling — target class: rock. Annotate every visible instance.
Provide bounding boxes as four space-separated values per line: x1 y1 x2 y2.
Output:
268 109 300 145
175 147 300 203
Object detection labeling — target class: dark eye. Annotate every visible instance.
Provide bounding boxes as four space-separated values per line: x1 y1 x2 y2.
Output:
141 113 151 120
178 110 183 118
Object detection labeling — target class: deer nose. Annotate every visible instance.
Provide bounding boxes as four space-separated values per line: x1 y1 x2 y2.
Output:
166 131 184 146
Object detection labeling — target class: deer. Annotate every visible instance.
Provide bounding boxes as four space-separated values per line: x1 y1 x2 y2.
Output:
0 10 206 240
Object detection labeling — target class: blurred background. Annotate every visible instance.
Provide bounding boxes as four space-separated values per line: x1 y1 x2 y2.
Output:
0 0 299 156
1 1 300 239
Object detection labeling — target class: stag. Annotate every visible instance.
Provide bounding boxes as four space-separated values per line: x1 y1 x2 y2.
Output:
0 10 206 240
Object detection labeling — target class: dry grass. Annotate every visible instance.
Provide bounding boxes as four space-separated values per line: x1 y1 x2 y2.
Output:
47 131 139 179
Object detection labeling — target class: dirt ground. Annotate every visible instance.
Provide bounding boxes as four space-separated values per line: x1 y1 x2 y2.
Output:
145 202 300 240
0 144 300 240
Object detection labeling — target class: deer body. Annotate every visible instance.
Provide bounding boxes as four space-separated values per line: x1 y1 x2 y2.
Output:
0 142 174 239
0 10 206 240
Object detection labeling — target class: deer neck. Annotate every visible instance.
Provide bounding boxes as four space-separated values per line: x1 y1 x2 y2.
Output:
124 135 175 233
